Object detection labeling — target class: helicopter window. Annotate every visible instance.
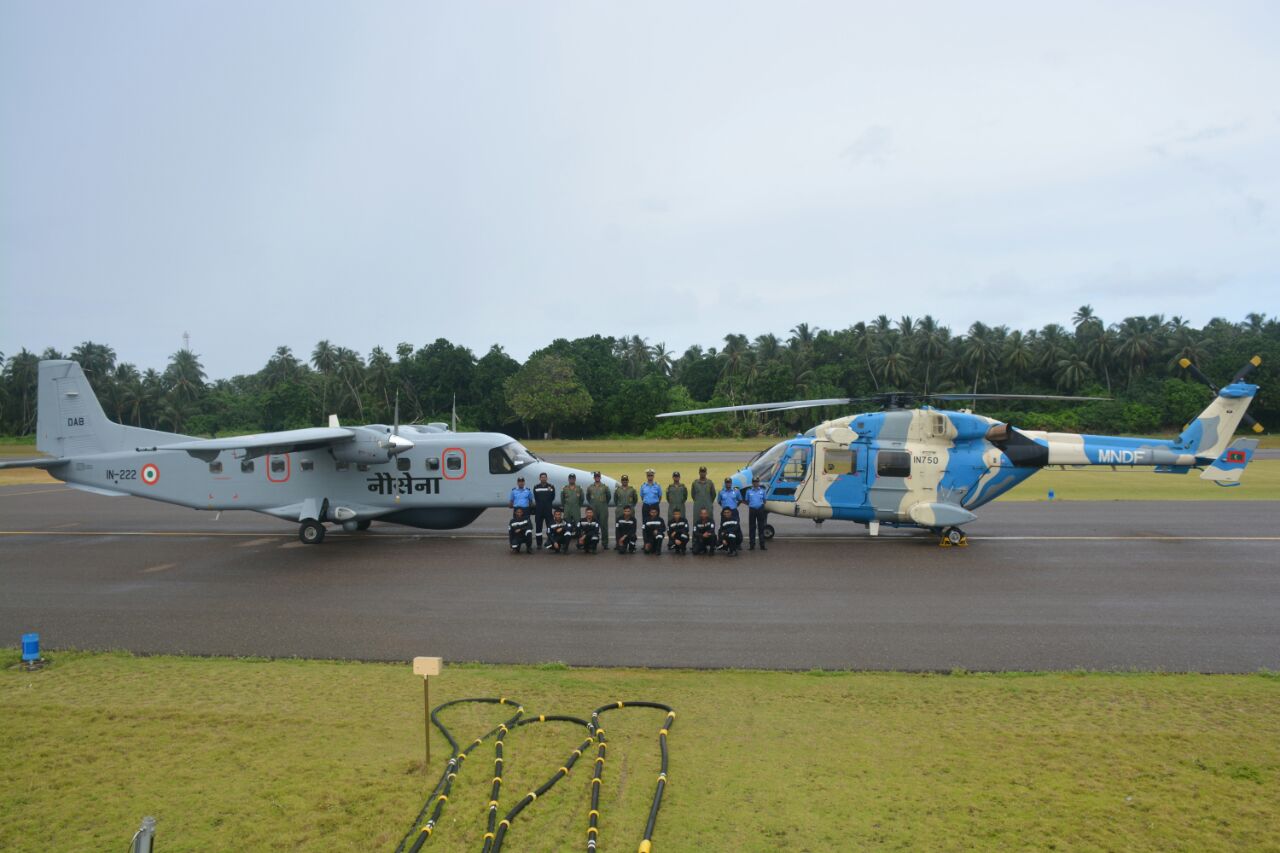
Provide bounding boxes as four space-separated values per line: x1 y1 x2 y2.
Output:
300 459 314 471
240 459 254 474
426 457 440 471
748 443 789 483
877 450 911 478
780 447 811 482
489 441 536 475
824 449 854 475
397 458 411 471
209 461 223 474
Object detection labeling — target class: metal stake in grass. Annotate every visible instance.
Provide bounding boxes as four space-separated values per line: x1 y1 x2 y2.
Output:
413 657 443 772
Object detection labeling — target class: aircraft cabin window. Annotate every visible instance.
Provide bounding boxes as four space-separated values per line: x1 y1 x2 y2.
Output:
397 458 411 472
426 457 440 471
446 456 462 471
271 458 286 474
335 461 349 472
357 463 369 472
877 450 911 478
300 459 314 472
209 461 223 474
241 459 255 474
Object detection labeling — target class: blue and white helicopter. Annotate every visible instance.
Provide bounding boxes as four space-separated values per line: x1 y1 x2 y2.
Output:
660 357 1263 545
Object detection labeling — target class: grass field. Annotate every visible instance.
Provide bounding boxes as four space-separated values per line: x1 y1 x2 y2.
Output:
2 651 1277 852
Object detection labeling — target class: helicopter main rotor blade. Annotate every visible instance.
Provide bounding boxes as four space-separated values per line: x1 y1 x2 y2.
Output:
657 397 854 418
927 393 1111 402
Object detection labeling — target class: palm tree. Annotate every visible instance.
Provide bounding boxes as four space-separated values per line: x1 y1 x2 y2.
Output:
1054 356 1092 392
651 342 674 377
788 323 816 353
334 347 366 420
311 340 337 415
719 334 749 403
1002 330 1035 384
3 349 40 433
1071 305 1096 330
872 337 914 388
625 335 652 379
367 346 394 415
961 323 1000 394
913 316 949 394
262 346 303 389
164 349 206 402
71 341 117 381
753 333 781 362
1115 317 1158 387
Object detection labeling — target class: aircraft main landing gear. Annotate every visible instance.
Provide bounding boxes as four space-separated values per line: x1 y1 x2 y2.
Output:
762 524 775 540
299 519 326 545
939 526 967 547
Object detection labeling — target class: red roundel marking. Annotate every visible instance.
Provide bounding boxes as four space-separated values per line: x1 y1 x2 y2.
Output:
141 463 160 486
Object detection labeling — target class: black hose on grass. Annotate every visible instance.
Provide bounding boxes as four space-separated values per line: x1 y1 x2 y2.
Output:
394 696 675 853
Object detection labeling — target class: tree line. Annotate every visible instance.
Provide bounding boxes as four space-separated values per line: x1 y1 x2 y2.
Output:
1 308 1275 440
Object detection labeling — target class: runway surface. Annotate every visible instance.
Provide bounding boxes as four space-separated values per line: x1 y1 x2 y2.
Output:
1 485 1277 672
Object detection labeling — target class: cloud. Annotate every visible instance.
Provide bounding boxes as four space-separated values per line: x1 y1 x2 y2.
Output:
841 125 893 167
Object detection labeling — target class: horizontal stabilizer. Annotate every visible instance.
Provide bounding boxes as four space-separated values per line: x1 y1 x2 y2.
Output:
1199 438 1259 487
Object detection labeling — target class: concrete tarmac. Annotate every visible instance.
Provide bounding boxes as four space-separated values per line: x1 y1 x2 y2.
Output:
1 485 1277 672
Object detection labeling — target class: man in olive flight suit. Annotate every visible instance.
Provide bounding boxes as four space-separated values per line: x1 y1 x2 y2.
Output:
665 471 688 525
585 471 612 550
560 472 584 523
612 474 638 539
690 466 716 529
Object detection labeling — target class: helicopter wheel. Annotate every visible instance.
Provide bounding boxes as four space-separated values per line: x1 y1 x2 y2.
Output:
940 526 966 547
762 524 775 541
299 519 326 545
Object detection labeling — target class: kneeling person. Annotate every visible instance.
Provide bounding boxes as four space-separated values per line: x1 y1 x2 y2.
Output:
642 506 666 555
576 507 601 553
692 508 716 556
667 510 690 554
547 509 574 553
718 507 742 556
508 508 534 554
615 506 638 553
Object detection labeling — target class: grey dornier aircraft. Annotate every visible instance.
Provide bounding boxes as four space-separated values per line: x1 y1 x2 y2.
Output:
2 361 608 544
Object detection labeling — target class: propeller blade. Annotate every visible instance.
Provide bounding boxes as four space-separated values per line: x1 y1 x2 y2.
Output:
1232 355 1262 384
657 397 853 418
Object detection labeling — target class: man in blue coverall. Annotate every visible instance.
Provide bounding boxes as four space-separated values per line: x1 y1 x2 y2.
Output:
640 467 662 523
509 476 533 520
718 478 742 525
745 476 768 551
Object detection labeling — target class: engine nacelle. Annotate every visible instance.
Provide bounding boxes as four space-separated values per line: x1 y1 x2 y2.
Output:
328 428 413 465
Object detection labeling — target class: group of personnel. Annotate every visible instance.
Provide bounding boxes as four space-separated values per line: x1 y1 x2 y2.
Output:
506 467 771 557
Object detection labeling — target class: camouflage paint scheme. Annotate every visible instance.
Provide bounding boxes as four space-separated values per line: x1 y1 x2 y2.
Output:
2 361 611 539
731 381 1261 534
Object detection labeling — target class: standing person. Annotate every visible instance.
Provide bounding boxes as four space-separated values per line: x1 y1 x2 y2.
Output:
745 476 769 551
717 507 742 556
585 472 612 549
577 507 601 553
613 475 638 535
691 466 716 526
718 478 743 524
692 508 716 556
547 508 573 553
508 507 533 554
509 476 532 517
640 468 662 522
560 473 584 524
532 472 556 549
667 509 690 554
615 505 638 553
642 506 666 555
665 471 688 525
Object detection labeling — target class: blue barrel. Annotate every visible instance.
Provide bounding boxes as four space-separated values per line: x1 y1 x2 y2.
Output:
21 633 40 662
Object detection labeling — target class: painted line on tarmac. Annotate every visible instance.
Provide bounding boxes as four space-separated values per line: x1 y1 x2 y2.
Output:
1 530 1278 543
0 487 68 497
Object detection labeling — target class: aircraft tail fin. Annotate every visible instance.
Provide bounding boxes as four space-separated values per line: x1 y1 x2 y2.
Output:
1176 385 1260 462
1199 438 1259 486
36 360 179 457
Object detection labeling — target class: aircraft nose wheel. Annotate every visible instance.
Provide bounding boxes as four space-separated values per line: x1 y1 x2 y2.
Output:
299 519 326 545
939 526 967 547
762 524 775 541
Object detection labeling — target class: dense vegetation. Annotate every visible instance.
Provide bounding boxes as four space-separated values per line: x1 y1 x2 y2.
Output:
1 308 1275 439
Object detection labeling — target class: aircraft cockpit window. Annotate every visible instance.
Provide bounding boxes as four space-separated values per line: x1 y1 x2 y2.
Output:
397 458 411 471
877 450 911 478
489 441 536 475
426 457 440 471
748 443 788 484
780 446 811 482
241 459 254 473
209 461 223 474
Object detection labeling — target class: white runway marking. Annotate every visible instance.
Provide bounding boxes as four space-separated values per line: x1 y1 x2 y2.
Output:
0 488 67 497
141 563 177 573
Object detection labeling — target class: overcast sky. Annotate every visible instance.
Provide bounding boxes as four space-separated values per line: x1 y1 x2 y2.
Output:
2 1 1277 378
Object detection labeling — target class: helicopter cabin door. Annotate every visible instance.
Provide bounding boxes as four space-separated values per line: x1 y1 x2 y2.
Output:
766 444 812 503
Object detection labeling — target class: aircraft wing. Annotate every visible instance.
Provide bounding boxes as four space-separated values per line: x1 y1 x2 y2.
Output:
155 427 358 461
0 456 66 470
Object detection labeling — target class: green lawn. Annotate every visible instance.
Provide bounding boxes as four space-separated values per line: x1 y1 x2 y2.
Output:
2 651 1277 852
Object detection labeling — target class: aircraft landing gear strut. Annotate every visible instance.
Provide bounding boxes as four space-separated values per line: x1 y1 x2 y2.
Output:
299 519 326 545
938 526 967 547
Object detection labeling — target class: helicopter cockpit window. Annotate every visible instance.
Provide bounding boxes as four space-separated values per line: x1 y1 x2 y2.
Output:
489 441 536 475
779 446 811 482
748 443 788 484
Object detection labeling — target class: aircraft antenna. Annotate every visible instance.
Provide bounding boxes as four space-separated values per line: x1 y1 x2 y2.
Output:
182 331 190 352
